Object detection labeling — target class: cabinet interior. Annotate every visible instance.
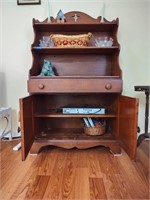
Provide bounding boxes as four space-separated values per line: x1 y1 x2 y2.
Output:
32 94 118 139
30 54 120 77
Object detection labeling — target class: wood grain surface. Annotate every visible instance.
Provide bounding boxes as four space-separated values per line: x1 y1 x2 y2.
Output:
0 139 149 199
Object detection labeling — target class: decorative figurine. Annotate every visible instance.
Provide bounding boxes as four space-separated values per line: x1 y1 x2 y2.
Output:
72 13 80 22
57 9 66 23
39 59 55 76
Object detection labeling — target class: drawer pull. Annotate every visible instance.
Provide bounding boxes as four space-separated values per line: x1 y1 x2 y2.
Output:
38 84 44 89
105 83 112 90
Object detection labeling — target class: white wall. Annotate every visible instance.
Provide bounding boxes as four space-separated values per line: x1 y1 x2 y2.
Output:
0 0 149 134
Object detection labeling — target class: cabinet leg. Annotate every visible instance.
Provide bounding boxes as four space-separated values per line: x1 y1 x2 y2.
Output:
109 145 122 156
30 142 43 154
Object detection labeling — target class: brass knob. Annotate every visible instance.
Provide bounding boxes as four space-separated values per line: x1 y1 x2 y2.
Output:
38 84 44 89
105 83 112 90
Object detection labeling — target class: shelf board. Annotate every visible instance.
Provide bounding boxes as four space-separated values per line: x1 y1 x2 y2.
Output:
30 76 121 79
35 128 115 141
33 129 120 151
33 23 118 32
34 112 116 118
31 46 120 55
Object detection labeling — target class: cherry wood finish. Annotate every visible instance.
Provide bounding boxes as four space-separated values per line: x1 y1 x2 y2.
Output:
20 96 34 160
1 140 149 199
20 11 138 161
118 96 139 160
28 78 122 93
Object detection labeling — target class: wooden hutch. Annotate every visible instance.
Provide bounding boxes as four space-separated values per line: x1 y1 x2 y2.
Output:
19 11 138 161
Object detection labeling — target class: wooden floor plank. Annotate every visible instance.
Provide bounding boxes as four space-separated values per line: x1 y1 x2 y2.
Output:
0 140 149 200
58 150 77 200
98 151 124 199
116 151 149 199
25 175 50 199
87 148 106 178
0 140 36 200
42 149 69 199
89 177 107 200
10 154 45 199
75 168 90 200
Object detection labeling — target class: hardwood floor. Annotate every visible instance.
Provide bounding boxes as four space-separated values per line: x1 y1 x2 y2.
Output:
0 139 149 200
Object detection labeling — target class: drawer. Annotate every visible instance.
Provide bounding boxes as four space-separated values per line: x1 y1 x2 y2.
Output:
28 78 122 93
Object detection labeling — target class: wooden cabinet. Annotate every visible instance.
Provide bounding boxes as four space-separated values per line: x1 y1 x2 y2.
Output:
20 11 138 161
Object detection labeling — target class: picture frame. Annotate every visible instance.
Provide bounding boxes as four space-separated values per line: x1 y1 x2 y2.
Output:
17 0 41 5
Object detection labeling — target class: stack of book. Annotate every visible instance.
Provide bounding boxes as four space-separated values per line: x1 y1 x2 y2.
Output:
83 117 106 128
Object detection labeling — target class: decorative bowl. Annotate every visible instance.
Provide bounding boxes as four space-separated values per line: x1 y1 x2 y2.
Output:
50 33 92 47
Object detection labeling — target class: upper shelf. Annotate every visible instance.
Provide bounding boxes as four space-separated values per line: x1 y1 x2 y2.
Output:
33 11 119 32
31 46 120 55
33 23 118 32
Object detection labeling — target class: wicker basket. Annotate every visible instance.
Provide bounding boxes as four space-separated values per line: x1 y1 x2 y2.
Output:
50 33 92 47
84 125 105 136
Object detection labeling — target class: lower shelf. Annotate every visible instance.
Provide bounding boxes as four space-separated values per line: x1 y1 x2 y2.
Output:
35 128 112 140
30 128 121 156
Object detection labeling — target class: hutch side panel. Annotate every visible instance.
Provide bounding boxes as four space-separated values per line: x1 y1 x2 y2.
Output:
118 96 139 160
20 96 35 160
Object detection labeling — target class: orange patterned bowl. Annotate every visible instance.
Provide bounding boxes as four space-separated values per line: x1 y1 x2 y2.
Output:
50 33 92 47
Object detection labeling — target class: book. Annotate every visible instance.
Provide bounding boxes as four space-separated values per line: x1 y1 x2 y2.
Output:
83 118 90 127
87 118 95 127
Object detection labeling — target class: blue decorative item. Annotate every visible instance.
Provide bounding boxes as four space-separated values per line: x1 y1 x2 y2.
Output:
57 9 66 23
39 59 55 76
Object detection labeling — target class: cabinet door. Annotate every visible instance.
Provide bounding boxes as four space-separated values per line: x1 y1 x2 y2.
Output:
118 96 139 160
19 96 34 161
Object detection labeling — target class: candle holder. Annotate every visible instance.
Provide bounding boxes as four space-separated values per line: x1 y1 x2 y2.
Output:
95 37 113 47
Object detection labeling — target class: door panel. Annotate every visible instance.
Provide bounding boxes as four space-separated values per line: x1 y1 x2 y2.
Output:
20 96 34 161
118 95 139 160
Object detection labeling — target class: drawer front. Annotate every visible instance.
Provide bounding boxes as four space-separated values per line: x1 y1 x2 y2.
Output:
28 79 122 93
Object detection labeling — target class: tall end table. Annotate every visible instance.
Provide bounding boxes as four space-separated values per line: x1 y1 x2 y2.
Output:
134 85 150 146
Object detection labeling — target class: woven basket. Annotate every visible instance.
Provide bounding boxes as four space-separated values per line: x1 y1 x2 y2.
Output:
84 125 105 136
50 33 92 47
